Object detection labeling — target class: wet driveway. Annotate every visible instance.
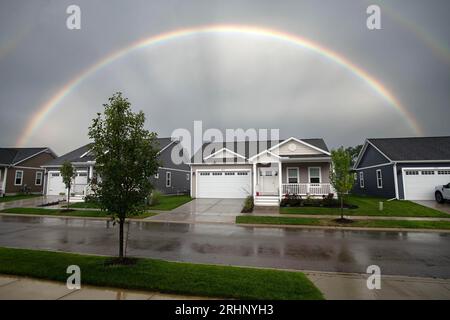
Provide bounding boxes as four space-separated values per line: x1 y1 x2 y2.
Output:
147 198 244 223
0 215 449 278
413 200 450 214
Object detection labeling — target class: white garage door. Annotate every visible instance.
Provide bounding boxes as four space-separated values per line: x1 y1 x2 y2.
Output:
403 169 450 200
47 172 66 195
197 171 251 198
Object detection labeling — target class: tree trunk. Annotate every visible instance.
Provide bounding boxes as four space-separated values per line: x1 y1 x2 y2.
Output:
119 218 124 258
340 194 344 220
67 186 70 210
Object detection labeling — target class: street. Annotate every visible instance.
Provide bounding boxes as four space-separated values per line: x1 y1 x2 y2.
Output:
0 215 449 278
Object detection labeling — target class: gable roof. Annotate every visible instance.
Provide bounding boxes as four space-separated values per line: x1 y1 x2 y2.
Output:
192 138 329 163
0 147 53 166
42 138 177 167
354 136 450 168
367 137 450 161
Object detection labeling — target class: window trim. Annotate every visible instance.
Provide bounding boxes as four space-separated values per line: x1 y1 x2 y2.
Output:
286 167 299 184
14 170 24 186
359 172 364 188
35 171 43 186
376 169 383 189
165 171 171 188
308 167 321 184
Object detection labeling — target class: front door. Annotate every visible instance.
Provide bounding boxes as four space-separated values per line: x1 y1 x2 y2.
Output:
259 168 279 195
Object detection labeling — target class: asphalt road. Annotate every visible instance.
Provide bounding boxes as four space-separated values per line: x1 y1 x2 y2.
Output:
0 215 449 278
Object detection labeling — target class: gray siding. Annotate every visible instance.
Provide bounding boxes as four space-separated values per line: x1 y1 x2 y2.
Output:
353 164 396 198
356 144 391 168
151 167 190 195
396 162 450 199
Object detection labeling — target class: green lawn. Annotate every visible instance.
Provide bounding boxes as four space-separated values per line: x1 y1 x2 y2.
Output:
0 194 40 203
70 194 192 211
237 215 450 230
1 207 158 219
146 195 192 210
0 247 323 300
280 195 449 218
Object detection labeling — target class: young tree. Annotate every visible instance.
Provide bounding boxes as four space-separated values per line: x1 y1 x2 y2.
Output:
345 145 363 166
329 147 354 221
60 161 75 210
88 92 159 259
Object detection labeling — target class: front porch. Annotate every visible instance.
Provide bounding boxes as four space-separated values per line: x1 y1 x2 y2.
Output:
252 160 334 206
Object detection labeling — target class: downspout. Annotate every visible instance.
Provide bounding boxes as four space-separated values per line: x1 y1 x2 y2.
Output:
393 162 399 199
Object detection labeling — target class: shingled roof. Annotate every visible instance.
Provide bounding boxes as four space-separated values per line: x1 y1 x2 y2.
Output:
368 136 450 161
192 138 329 163
43 138 175 166
0 147 51 165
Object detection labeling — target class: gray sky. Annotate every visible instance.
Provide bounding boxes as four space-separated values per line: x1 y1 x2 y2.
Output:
0 0 449 155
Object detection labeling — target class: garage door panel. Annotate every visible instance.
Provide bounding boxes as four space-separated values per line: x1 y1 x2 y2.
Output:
197 171 251 198
47 172 65 196
403 169 450 200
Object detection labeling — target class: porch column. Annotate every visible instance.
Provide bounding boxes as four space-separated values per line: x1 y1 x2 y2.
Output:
278 161 282 200
1 167 7 194
89 165 94 179
252 162 256 198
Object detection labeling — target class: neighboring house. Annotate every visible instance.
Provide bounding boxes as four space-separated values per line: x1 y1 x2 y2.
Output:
41 138 190 197
189 137 333 206
353 136 450 200
0 147 57 196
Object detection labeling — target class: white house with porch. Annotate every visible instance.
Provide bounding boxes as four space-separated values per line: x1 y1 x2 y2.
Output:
189 137 334 206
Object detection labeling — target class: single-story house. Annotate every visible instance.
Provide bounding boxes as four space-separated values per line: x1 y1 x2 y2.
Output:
0 147 57 196
353 136 450 200
189 137 334 206
41 138 190 197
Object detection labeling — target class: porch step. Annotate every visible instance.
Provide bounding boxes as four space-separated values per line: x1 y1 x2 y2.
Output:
254 196 279 207
68 195 85 203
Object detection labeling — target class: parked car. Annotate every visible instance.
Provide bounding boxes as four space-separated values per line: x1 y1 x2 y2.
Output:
435 183 450 203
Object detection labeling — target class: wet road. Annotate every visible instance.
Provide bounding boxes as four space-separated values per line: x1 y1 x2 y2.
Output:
0 215 449 278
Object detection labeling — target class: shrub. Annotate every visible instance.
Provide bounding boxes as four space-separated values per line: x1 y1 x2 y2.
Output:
149 190 162 206
241 196 254 213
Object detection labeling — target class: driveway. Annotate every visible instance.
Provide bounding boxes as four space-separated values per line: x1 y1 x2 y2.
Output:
0 195 63 210
147 198 244 224
0 215 449 279
414 200 450 214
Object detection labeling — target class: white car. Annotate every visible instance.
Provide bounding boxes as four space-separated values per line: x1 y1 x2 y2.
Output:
435 183 450 203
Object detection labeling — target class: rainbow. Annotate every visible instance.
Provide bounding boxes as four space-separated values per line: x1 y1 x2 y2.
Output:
17 24 423 146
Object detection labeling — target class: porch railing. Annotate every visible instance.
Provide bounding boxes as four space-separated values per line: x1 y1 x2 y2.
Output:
282 183 332 196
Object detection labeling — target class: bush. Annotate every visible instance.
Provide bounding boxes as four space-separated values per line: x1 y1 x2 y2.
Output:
148 190 162 206
241 196 254 213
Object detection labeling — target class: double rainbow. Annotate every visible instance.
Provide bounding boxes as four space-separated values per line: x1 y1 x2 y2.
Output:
16 24 422 146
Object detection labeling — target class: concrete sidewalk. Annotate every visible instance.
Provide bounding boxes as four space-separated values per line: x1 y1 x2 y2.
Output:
306 271 450 300
0 275 214 300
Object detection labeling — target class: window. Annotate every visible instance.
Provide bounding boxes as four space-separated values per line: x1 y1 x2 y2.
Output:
77 172 88 177
14 170 23 186
421 170 435 175
212 172 222 176
35 172 43 186
186 173 190 181
438 170 450 175
359 172 364 188
154 173 159 179
405 170 419 175
376 169 383 189
165 172 171 187
51 172 60 177
308 167 321 183
200 172 210 176
287 168 299 184
225 172 235 176
237 172 248 176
